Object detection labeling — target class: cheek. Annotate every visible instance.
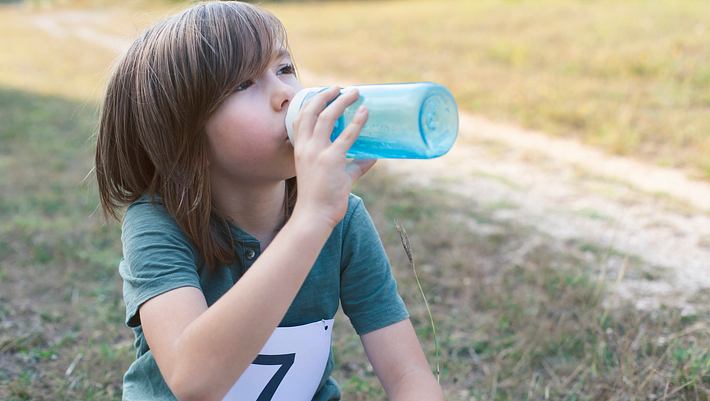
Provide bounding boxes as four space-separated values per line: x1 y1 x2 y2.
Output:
205 107 280 174
239 116 273 143
208 122 260 168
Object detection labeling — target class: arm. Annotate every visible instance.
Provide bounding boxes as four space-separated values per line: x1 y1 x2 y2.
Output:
361 319 444 401
138 86 376 401
140 211 333 401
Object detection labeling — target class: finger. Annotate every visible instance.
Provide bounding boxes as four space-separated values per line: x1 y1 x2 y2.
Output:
345 158 377 182
296 86 341 141
331 104 368 156
311 88 361 146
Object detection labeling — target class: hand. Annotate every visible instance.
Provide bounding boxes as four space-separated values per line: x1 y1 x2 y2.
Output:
290 86 377 229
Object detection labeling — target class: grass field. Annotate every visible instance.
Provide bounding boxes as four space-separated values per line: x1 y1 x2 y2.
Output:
270 0 710 179
0 1 708 400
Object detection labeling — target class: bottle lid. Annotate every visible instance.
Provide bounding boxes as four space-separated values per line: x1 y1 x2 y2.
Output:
285 87 326 143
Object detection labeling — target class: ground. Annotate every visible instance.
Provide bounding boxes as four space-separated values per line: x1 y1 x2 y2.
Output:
1 3 708 400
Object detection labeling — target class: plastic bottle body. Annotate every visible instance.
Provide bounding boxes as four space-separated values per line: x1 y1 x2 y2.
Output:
285 82 458 159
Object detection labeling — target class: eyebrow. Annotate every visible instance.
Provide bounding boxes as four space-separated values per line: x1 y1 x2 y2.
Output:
273 48 291 61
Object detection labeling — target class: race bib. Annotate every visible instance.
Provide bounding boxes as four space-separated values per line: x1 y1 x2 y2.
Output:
222 319 334 401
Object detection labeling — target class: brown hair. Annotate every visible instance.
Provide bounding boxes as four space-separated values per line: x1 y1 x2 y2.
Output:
95 1 297 270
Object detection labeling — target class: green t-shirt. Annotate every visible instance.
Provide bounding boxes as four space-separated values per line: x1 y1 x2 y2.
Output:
119 193 409 401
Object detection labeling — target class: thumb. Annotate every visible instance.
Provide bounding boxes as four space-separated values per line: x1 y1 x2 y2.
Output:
345 158 377 182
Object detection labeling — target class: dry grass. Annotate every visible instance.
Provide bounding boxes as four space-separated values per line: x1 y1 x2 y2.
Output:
268 0 710 179
0 2 708 400
348 172 710 400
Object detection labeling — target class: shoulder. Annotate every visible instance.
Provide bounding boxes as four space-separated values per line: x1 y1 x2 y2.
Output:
119 196 202 328
338 193 382 252
321 193 374 259
346 192 364 212
123 195 178 233
342 193 366 229
121 195 196 258
123 195 172 228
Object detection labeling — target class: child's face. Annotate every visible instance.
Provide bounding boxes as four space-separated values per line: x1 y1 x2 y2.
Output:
205 51 301 186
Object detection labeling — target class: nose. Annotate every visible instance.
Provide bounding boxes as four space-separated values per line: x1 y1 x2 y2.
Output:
271 78 298 112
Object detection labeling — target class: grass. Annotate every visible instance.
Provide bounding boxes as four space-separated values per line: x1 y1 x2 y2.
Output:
268 0 710 179
349 172 710 400
0 85 132 400
0 1 708 400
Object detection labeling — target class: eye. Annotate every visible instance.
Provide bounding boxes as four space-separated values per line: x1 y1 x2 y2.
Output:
234 79 254 92
278 64 296 76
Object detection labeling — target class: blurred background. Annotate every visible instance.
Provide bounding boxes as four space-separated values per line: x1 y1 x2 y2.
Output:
0 0 708 400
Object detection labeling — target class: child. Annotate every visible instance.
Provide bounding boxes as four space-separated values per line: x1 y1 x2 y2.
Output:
95 2 443 400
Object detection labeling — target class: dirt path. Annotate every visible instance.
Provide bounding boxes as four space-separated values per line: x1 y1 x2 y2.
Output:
27 9 710 311
381 128 710 312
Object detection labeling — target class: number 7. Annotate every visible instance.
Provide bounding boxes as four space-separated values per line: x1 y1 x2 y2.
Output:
252 353 296 401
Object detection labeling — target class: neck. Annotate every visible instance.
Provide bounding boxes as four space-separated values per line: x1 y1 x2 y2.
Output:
212 179 287 250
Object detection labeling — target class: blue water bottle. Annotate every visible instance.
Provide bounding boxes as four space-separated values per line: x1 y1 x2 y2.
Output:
285 82 458 159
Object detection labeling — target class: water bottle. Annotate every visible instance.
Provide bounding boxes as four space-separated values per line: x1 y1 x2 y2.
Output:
285 82 458 159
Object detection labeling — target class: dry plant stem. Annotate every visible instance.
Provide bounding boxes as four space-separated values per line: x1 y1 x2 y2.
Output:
394 219 440 383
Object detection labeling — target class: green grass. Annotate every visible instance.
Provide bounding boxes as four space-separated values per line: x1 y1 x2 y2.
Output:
352 172 710 400
0 84 132 400
0 2 708 400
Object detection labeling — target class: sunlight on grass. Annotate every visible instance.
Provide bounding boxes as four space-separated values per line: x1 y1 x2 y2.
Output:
267 0 710 177
1 1 708 400
354 172 710 400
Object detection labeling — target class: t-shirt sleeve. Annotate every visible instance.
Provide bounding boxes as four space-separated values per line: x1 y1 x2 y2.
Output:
339 195 409 335
119 200 202 328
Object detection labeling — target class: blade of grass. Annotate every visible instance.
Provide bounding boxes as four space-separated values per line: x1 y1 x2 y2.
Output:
394 219 440 383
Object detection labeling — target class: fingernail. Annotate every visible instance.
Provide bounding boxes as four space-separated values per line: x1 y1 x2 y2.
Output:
357 105 366 113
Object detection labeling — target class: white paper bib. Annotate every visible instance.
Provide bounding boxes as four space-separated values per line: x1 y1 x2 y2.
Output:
222 319 334 401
